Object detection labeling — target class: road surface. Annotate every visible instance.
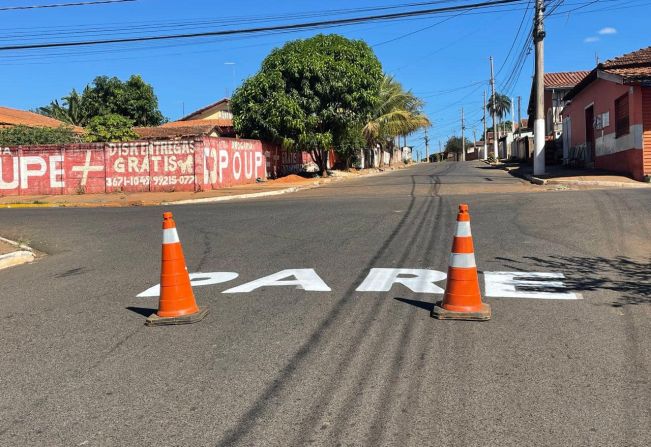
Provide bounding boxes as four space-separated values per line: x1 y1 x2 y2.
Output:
1 161 649 446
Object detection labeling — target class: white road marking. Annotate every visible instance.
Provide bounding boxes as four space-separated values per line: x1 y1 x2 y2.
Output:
355 268 446 293
222 269 331 293
137 271 239 297
484 271 580 300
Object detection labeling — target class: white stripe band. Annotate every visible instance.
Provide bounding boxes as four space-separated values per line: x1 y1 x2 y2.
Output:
455 221 472 237
163 228 180 244
449 253 476 268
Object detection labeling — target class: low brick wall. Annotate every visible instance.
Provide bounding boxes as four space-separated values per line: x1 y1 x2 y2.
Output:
0 136 266 196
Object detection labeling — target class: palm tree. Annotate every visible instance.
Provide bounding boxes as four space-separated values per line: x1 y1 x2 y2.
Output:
486 93 511 139
363 75 430 167
38 88 90 126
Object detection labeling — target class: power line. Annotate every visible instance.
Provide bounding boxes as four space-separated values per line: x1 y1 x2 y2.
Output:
0 0 527 51
0 0 136 11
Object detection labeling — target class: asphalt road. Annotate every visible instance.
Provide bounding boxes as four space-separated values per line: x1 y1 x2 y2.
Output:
1 161 649 447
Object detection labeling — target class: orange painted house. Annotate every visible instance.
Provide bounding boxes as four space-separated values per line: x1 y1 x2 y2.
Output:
562 46 651 180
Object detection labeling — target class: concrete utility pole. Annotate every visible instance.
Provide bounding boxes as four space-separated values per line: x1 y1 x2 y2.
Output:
439 140 442 161
483 90 488 160
517 96 522 136
424 128 430 162
533 0 546 175
489 56 498 161
511 97 516 133
461 107 466 162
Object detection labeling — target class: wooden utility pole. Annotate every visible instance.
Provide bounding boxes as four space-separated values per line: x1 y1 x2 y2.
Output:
533 0 546 175
483 90 488 160
461 107 466 162
489 56 498 161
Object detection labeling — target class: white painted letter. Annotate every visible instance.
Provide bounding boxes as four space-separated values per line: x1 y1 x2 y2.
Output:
484 272 579 299
49 155 65 188
20 156 47 189
223 269 331 293
218 149 229 183
136 272 239 297
232 151 242 180
0 156 19 189
356 268 447 293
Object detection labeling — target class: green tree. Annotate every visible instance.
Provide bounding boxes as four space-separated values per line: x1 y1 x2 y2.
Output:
486 93 512 139
232 34 383 176
444 136 472 160
39 75 165 127
85 114 138 142
37 88 90 126
363 75 430 167
0 125 79 146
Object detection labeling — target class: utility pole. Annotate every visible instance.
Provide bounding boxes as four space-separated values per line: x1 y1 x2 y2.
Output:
439 140 442 161
461 107 466 162
533 0 546 175
473 128 477 153
511 96 516 133
517 96 522 135
483 90 488 160
489 56 498 161
424 128 430 162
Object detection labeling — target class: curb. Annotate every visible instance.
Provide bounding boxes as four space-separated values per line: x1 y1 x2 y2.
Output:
545 179 651 188
0 236 35 271
163 186 308 205
0 251 35 270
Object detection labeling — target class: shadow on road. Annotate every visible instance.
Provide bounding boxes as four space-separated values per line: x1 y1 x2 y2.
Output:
495 255 651 306
126 306 156 318
394 297 434 312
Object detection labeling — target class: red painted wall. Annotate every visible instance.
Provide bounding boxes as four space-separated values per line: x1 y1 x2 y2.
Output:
562 78 645 179
0 137 267 196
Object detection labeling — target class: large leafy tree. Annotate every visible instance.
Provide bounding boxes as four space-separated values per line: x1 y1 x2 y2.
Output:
85 114 139 142
39 75 165 127
231 34 383 176
363 75 430 167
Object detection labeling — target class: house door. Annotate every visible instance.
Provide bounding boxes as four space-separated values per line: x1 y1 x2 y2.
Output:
585 105 595 165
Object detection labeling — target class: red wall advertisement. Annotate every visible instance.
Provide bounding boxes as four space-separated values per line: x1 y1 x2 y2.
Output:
0 137 266 196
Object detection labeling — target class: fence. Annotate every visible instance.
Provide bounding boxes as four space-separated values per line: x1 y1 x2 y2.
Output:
0 136 266 196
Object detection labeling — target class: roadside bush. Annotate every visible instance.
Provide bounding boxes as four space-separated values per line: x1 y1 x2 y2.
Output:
85 114 138 142
0 125 78 146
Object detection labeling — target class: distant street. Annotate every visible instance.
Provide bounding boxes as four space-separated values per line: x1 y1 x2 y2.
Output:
1 161 649 446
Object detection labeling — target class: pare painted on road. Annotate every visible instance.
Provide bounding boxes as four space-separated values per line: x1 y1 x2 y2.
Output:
137 268 580 300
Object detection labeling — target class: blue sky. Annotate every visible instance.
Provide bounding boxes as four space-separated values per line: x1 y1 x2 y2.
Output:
1 0 650 155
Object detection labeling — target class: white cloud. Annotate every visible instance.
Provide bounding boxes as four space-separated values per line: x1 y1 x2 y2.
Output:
584 36 599 43
598 27 617 35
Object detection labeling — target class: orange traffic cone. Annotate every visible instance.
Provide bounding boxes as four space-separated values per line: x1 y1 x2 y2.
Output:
431 204 491 321
146 212 208 326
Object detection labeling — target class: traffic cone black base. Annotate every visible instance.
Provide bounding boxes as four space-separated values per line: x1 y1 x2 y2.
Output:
431 301 491 321
146 308 209 326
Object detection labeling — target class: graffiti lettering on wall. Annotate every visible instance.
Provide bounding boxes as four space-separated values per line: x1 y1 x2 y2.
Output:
0 137 266 196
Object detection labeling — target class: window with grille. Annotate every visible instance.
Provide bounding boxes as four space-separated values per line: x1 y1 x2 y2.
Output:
615 93 629 138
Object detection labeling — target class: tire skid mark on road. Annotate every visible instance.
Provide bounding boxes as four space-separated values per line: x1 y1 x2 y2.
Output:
286 180 439 445
302 195 443 446
215 174 435 447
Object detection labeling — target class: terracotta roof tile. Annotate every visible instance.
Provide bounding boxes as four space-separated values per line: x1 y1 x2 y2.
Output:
544 71 590 88
601 46 651 81
161 118 232 128
133 124 219 139
0 106 81 131
602 46 651 68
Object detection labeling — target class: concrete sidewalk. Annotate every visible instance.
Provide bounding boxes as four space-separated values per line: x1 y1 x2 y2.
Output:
0 164 412 208
498 162 651 189
0 237 35 270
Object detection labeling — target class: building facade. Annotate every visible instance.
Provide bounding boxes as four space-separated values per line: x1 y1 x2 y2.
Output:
562 46 651 180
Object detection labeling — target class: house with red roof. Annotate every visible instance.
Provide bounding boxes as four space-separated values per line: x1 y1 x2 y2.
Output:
561 46 651 181
134 98 235 140
0 106 83 133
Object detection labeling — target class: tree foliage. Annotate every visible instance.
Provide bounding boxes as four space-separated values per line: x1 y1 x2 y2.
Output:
39 75 165 127
444 136 472 159
0 125 79 146
232 34 383 175
486 93 512 120
363 75 430 166
85 114 139 142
